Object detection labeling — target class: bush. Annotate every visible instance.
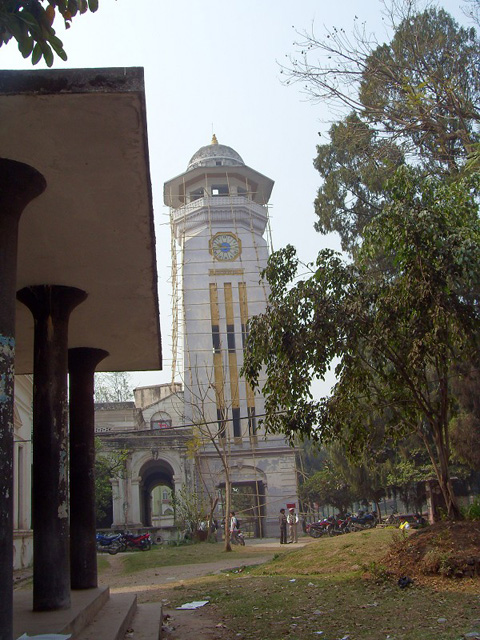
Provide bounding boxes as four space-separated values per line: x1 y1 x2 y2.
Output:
362 560 391 583
462 496 480 521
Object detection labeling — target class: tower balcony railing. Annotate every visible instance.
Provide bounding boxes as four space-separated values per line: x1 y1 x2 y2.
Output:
173 195 268 219
172 196 268 235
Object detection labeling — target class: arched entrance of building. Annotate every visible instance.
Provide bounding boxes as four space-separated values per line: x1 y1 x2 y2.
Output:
219 480 266 538
138 459 175 528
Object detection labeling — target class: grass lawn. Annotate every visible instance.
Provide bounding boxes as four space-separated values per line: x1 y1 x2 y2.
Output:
116 539 276 575
254 528 396 578
165 572 480 640
101 531 480 639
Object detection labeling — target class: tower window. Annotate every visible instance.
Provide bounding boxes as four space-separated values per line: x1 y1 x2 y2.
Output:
151 411 172 430
247 407 257 435
217 408 227 436
227 325 236 353
212 325 221 353
232 407 241 438
211 184 229 196
151 419 172 430
190 188 204 202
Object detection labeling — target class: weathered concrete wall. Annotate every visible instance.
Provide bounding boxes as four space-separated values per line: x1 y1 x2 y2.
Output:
134 383 182 410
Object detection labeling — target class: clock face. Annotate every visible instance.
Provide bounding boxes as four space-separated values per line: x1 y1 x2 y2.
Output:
210 232 241 261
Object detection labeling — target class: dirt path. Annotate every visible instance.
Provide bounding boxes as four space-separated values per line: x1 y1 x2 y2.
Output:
99 551 274 599
99 545 279 640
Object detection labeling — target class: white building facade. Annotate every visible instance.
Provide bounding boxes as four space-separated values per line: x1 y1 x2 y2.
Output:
96 139 299 538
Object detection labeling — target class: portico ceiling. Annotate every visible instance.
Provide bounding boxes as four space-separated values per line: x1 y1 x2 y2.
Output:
0 67 162 374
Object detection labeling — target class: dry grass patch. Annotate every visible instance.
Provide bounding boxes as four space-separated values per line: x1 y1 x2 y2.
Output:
384 521 480 582
160 574 480 640
253 528 395 576
118 540 275 575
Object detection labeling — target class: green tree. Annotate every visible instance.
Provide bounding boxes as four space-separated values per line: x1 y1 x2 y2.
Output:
450 361 480 469
171 485 208 539
243 170 480 519
0 0 99 67
94 371 133 403
285 4 480 254
94 438 129 526
299 465 357 516
328 444 387 518
296 438 328 478
385 454 429 514
314 113 404 254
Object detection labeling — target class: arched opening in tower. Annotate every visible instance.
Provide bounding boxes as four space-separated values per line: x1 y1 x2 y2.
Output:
218 480 266 538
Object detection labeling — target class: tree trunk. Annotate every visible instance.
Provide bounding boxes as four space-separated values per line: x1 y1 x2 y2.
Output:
374 499 381 522
224 475 232 552
435 442 462 519
206 496 219 542
430 421 462 520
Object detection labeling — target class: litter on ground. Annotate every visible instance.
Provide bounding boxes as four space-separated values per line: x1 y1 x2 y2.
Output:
16 635 71 640
176 600 209 610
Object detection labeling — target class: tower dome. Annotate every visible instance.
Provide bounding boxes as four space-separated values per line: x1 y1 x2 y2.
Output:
187 135 244 170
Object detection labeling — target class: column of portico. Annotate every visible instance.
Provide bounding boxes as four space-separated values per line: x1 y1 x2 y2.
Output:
111 477 123 527
0 159 46 640
17 285 87 611
68 347 109 589
130 476 143 526
172 474 184 500
110 478 123 529
120 456 134 527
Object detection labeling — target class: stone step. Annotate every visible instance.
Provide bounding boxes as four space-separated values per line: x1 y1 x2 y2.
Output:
76 593 137 640
14 587 110 639
123 603 163 640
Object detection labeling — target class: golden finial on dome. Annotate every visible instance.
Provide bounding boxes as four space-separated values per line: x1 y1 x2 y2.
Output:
211 134 218 145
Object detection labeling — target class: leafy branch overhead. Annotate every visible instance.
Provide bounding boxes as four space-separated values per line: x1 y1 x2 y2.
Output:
283 6 480 255
0 0 99 67
243 170 480 520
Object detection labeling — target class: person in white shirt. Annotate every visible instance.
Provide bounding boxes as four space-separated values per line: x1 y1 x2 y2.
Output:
287 508 299 543
229 511 241 543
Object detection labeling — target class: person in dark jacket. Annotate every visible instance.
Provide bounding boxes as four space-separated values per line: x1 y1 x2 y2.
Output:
279 508 287 544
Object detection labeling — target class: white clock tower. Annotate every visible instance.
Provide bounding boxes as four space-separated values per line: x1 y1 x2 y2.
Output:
164 136 298 536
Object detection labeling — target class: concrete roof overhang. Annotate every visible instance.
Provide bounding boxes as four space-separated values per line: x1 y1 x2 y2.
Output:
164 164 274 208
0 67 162 374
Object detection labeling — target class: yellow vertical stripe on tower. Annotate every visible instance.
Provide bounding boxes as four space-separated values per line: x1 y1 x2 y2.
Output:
239 282 257 434
224 283 241 438
209 283 227 434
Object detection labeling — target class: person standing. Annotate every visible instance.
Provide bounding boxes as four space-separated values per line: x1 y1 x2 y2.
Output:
279 508 287 544
229 511 240 544
287 507 298 543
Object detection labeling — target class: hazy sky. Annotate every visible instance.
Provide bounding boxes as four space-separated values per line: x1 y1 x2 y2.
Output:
2 0 469 395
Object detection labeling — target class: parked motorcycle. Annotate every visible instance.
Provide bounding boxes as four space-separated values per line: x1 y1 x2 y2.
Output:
230 529 245 546
96 532 126 555
306 517 333 538
326 516 349 536
121 532 152 551
345 511 377 532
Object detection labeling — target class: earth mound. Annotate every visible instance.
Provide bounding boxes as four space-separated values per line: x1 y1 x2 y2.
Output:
382 521 480 582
